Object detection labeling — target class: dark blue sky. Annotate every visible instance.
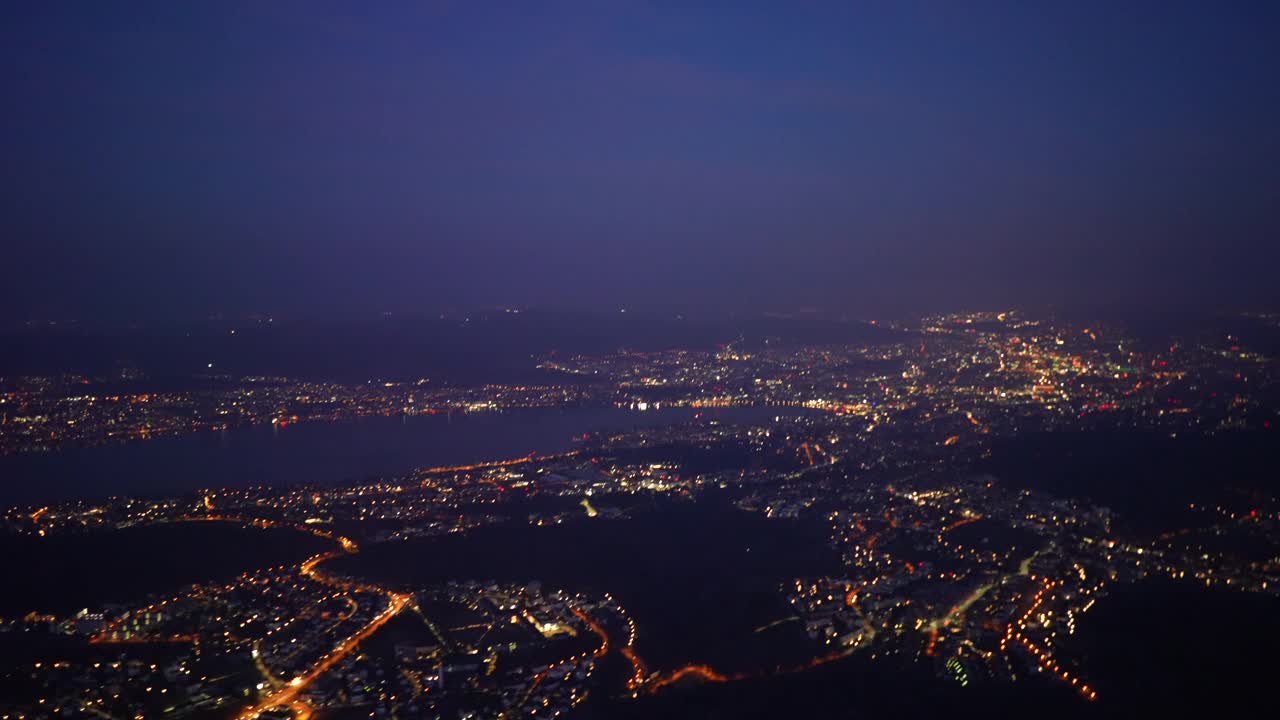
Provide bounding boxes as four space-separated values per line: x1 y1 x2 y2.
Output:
3 1 1278 320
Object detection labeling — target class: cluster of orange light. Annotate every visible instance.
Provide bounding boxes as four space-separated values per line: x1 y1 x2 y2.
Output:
238 590 410 719
798 442 819 466
641 634 857 696
1001 581 1097 702
187 513 361 555
242 535 410 719
939 515 982 535
924 628 941 656
621 647 649 688
413 450 581 478
646 664 733 692
570 607 610 658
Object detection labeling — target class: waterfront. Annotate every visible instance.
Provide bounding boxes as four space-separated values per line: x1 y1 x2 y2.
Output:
0 406 809 505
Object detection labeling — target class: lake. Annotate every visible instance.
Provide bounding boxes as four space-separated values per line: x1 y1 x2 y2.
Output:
0 405 811 505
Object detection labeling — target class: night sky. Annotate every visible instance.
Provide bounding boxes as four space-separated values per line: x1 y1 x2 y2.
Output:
3 1 1278 321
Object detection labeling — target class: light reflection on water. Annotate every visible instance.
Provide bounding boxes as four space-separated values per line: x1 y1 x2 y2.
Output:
0 405 814 504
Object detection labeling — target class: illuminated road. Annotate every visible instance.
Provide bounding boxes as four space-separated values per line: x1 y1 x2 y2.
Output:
570 589 863 697
1017 548 1044 576
646 664 731 691
78 701 120 720
173 514 360 553
924 581 992 656
752 616 800 633
926 547 1043 656
571 607 611 657
238 586 411 719
643 645 858 695
779 456 841 482
414 450 581 477
1001 580 1097 702
236 523 407 719
252 640 285 690
932 583 993 630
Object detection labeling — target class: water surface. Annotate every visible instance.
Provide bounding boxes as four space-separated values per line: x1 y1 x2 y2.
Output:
0 406 807 505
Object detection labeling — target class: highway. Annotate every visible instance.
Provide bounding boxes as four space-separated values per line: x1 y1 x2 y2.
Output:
238 531 409 719
238 583 410 719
